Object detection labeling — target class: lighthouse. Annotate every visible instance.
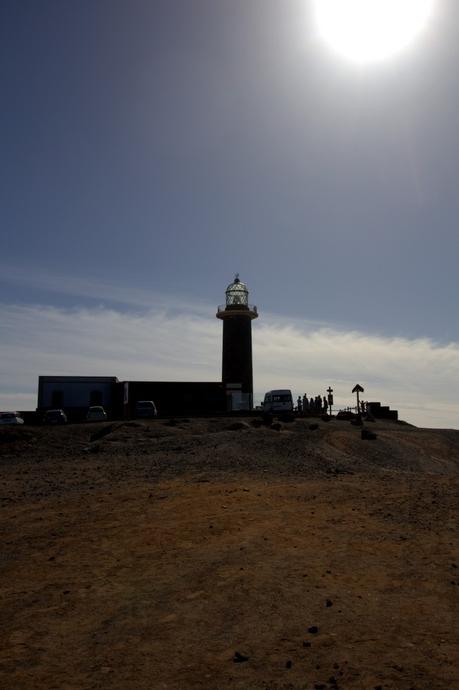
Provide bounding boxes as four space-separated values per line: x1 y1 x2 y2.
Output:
216 275 258 410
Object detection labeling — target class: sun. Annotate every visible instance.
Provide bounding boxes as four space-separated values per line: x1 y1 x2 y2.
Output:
312 0 435 64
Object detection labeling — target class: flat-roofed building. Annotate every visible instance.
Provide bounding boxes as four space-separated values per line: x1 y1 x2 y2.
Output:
37 376 120 421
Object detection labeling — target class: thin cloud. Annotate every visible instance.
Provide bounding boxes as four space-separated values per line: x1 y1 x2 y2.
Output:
0 263 212 316
1 301 458 428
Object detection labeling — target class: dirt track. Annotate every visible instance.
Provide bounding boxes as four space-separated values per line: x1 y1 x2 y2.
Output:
1 417 458 689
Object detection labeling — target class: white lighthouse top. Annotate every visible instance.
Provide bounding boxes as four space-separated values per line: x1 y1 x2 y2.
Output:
217 274 258 319
225 274 249 306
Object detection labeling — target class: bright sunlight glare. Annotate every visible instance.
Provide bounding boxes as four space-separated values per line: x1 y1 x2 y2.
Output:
313 0 435 64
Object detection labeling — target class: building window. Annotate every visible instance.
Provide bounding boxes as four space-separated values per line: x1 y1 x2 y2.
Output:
51 390 64 408
90 390 103 406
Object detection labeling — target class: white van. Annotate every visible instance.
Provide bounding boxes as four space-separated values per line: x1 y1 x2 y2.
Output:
263 390 294 414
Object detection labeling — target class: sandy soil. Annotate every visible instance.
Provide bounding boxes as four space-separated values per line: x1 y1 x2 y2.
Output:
1 417 458 689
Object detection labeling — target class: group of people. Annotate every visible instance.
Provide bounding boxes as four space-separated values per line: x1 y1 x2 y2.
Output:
296 394 329 414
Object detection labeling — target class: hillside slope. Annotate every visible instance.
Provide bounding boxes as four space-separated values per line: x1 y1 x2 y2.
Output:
1 418 458 690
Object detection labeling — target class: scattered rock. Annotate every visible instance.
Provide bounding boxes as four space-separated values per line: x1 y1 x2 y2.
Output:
361 428 377 440
303 641 311 648
270 422 282 431
308 626 319 634
87 443 101 453
90 424 116 442
285 660 292 669
226 421 251 431
325 599 333 607
233 651 249 663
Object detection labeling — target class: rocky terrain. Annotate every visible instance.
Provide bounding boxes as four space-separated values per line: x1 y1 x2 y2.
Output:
1 416 458 689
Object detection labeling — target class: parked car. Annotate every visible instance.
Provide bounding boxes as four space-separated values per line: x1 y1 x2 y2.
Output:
134 400 158 418
43 409 67 425
0 411 24 425
86 406 107 422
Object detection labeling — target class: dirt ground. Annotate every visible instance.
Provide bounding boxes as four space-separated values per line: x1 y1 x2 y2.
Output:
1 416 458 689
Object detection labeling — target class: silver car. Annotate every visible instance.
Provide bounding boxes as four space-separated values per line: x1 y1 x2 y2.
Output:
86 406 107 422
0 412 24 425
134 400 158 418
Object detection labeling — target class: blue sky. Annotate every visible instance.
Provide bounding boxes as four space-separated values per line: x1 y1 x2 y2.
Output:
1 1 459 426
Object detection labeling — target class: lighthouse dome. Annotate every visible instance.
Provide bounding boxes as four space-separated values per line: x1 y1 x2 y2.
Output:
225 274 249 307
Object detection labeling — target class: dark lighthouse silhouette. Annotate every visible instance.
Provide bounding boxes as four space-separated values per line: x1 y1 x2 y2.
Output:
217 274 258 410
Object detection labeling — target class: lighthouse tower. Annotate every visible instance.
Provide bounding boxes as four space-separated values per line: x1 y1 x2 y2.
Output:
216 275 258 410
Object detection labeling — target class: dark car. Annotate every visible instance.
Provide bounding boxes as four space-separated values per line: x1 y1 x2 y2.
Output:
86 406 107 422
43 409 68 424
134 400 158 418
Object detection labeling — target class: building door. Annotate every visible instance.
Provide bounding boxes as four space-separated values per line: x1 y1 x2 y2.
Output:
51 390 64 408
90 390 103 406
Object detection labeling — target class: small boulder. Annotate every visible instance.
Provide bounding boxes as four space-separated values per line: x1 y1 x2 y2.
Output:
361 428 377 440
226 421 251 431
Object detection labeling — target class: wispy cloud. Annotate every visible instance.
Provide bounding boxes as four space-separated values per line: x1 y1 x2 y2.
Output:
1 300 459 428
0 263 212 315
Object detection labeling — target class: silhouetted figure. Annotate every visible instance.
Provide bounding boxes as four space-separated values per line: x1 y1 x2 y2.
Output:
323 397 328 413
297 396 302 413
310 397 314 410
303 394 308 411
